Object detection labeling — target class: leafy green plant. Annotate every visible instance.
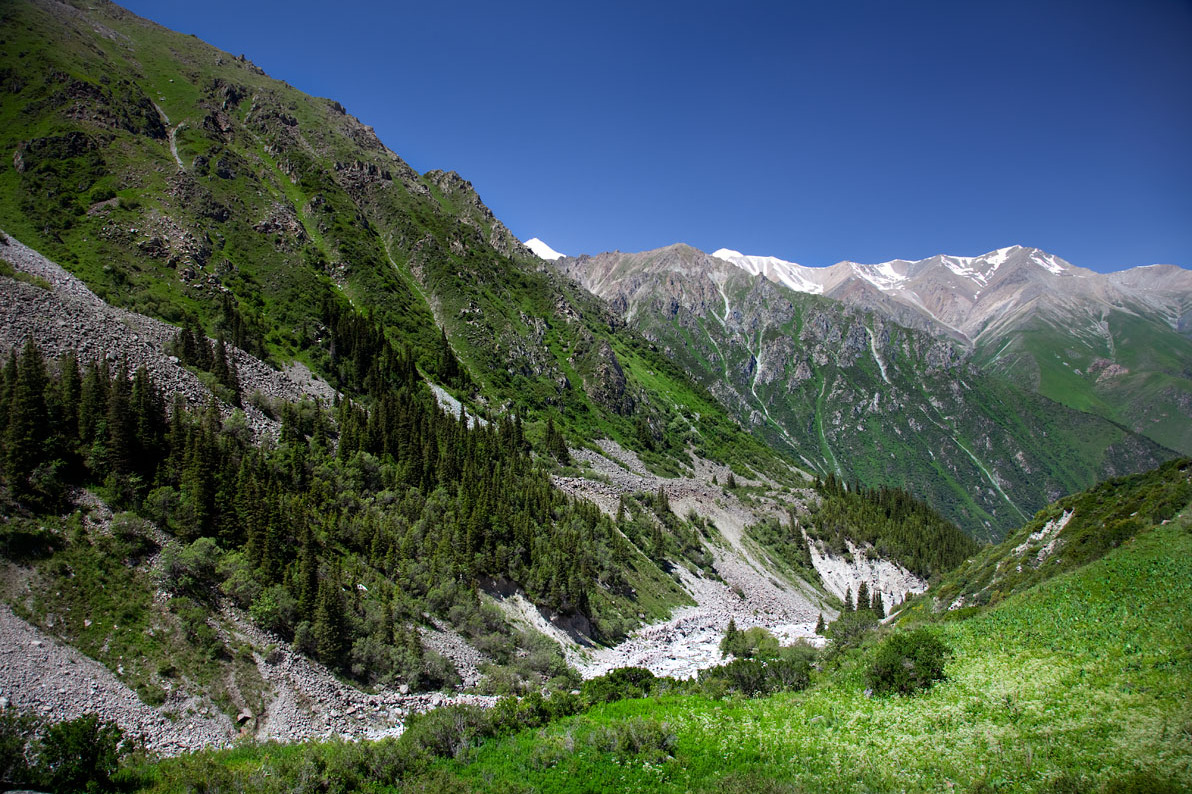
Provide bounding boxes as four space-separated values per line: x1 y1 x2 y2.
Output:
865 628 950 696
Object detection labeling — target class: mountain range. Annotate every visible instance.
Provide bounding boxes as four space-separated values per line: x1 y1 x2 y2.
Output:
0 1 1189 786
552 243 1179 537
712 245 1192 455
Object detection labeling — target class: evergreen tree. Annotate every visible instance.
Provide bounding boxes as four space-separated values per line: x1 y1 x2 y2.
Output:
212 335 241 406
844 587 854 612
106 362 135 477
313 575 348 667
655 486 670 516
720 618 740 658
6 340 49 500
815 612 825 634
856 581 870 614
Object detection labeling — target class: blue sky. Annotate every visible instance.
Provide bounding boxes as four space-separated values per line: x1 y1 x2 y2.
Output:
123 0 1191 272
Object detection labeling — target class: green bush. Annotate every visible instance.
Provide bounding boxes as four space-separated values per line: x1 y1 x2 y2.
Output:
720 621 780 659
36 714 131 793
696 653 812 697
581 666 658 703
865 629 950 696
0 707 40 788
588 717 675 763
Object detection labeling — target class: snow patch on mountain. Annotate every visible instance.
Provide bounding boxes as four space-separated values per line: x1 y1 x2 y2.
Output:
711 249 824 295
1030 250 1068 274
851 260 910 291
525 237 565 260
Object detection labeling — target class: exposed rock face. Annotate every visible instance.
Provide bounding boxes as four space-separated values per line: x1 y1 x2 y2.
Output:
807 539 927 613
579 339 634 415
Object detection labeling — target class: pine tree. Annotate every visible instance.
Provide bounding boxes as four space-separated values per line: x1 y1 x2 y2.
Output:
212 335 241 406
720 618 740 658
6 340 49 498
872 591 885 619
815 612 825 634
106 362 135 477
857 581 870 614
314 576 348 666
844 587 854 612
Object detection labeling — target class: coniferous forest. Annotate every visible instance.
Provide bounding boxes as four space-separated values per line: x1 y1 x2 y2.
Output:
0 334 646 689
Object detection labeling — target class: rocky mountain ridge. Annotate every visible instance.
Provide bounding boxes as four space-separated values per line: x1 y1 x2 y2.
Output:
710 245 1192 454
554 244 1174 538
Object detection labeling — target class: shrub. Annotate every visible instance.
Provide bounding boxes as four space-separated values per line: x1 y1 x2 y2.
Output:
36 714 131 793
581 666 657 704
588 717 675 763
0 707 40 788
696 653 811 697
865 628 950 696
720 622 780 659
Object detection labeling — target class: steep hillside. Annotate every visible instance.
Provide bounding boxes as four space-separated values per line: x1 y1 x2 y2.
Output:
0 0 831 751
556 244 1174 539
0 0 780 477
714 247 1192 455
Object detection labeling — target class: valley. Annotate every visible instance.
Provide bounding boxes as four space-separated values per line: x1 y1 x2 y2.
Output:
0 0 1189 791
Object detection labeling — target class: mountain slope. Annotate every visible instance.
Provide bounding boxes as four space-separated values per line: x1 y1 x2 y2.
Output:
714 247 1192 454
0 0 790 480
556 244 1175 539
915 456 1192 615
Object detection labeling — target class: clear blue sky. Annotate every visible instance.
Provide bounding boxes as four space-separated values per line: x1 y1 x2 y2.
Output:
122 0 1191 272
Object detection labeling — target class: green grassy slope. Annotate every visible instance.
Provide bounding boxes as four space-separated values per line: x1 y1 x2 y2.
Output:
913 456 1192 614
432 521 1191 793
976 308 1192 456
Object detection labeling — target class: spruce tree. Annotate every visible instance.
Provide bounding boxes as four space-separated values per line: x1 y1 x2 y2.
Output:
6 340 48 499
857 581 870 614
815 612 825 634
106 362 135 477
314 577 348 667
844 586 854 612
720 618 740 658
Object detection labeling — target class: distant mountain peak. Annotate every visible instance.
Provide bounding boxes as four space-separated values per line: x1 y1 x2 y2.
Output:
525 237 565 261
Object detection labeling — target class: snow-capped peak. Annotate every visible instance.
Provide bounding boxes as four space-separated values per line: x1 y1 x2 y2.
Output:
711 248 824 295
525 237 565 261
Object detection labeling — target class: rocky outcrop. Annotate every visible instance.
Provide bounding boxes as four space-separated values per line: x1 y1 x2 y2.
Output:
578 339 634 415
